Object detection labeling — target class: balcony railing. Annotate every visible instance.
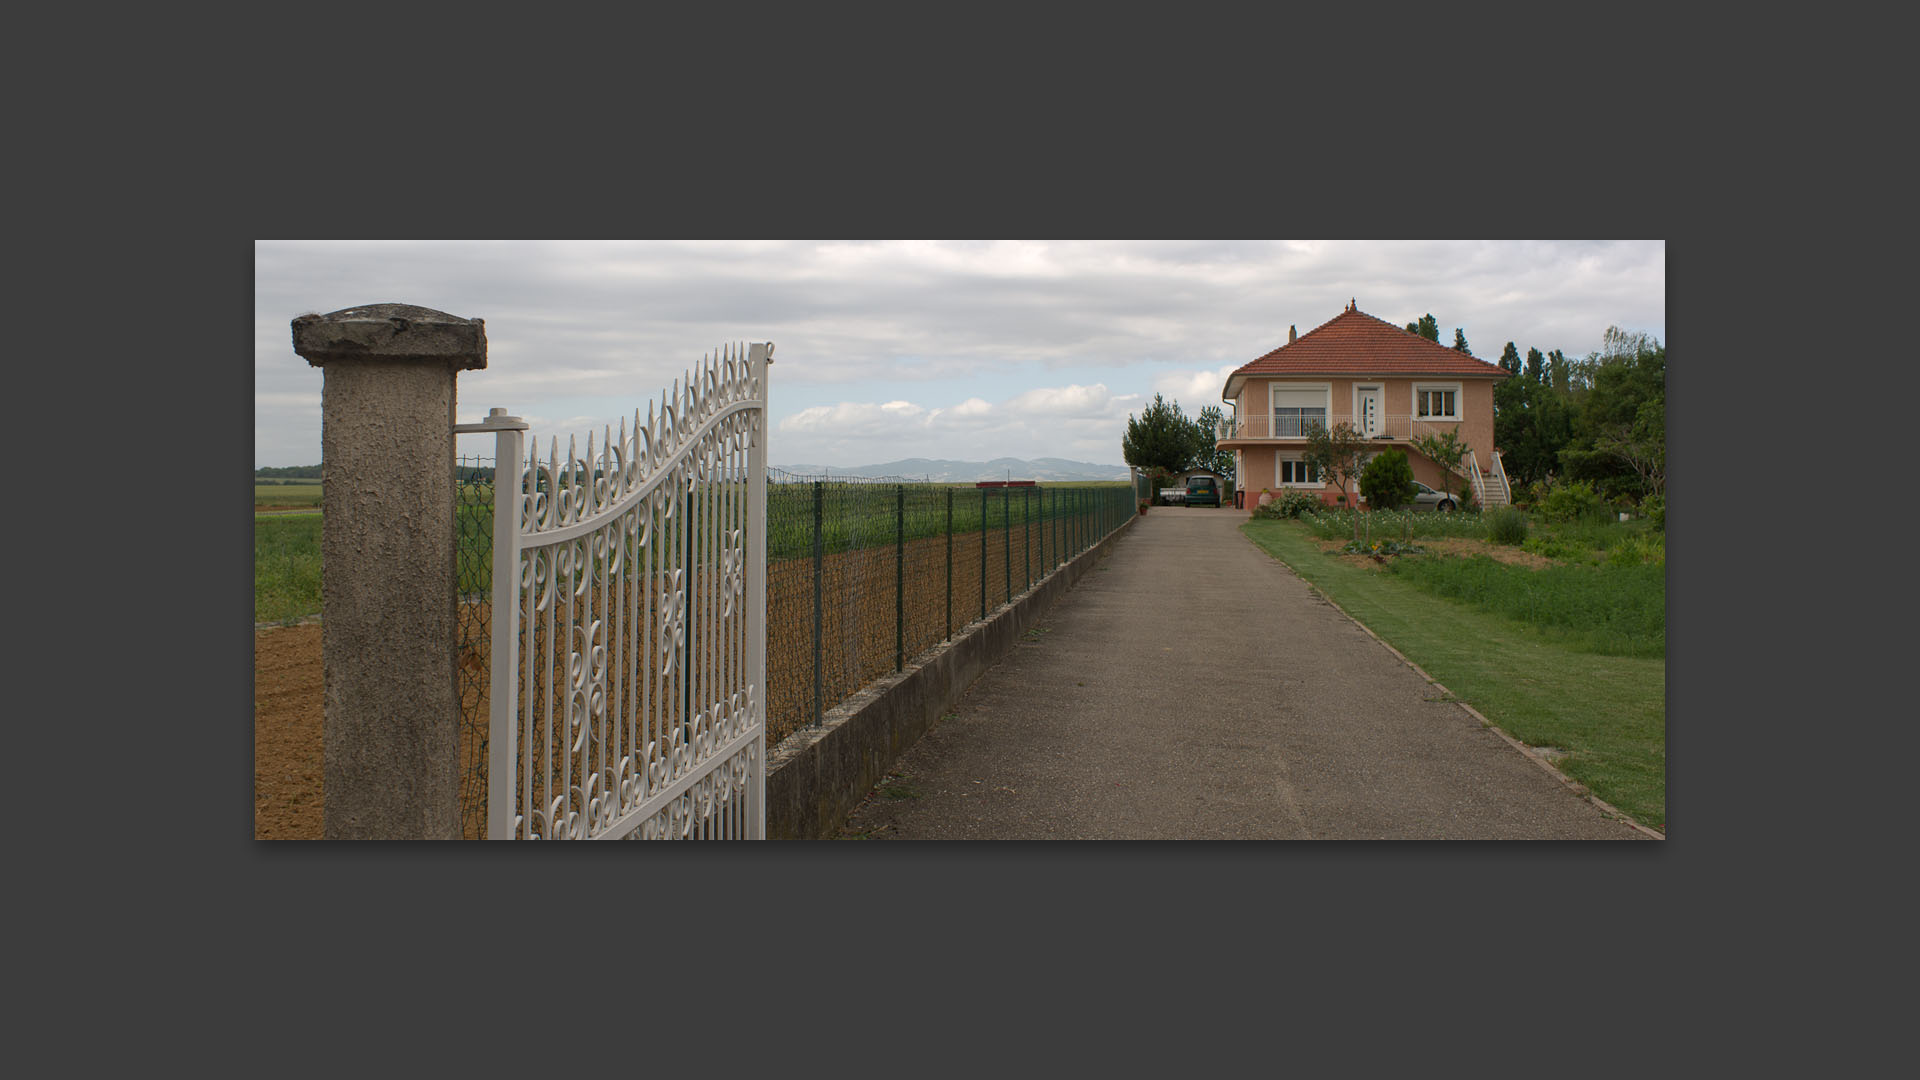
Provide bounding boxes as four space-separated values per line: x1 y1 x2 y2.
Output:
1216 414 1463 442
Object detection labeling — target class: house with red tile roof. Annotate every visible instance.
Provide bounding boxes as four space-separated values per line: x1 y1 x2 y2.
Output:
1219 301 1513 510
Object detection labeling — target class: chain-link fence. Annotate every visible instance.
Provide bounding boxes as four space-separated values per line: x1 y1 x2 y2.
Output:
452 461 1135 836
763 471 1134 745
454 455 495 839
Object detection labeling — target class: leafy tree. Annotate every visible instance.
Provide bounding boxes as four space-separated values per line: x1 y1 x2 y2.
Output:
1559 328 1665 500
1192 404 1233 485
1405 314 1440 342
1359 450 1417 510
1498 341 1521 375
1410 428 1468 501
1452 328 1472 355
1591 398 1665 497
1122 393 1197 476
1304 421 1372 538
1494 349 1576 492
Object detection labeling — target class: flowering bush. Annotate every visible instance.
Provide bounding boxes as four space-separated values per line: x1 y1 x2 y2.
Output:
1341 537 1423 558
1251 489 1323 519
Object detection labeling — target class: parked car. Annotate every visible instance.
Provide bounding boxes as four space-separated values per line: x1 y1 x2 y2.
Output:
1411 480 1458 512
1185 476 1221 507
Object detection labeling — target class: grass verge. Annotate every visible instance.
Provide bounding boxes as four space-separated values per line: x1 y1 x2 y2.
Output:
1242 518 1665 831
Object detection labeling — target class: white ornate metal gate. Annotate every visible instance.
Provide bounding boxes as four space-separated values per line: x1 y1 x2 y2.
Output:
466 343 772 839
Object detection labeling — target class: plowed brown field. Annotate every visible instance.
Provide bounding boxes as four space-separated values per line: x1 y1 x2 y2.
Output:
254 523 1079 839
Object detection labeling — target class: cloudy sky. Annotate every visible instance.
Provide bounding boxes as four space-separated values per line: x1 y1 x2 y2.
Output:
254 240 1665 470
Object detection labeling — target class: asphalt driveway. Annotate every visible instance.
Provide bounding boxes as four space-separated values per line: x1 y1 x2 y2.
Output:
838 505 1652 840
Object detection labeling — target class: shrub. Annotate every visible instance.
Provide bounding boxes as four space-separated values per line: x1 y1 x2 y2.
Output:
1522 535 1597 564
1608 533 1665 567
1252 489 1322 520
1643 493 1665 532
1278 489 1321 517
1538 480 1606 523
1358 450 1417 510
1485 506 1529 546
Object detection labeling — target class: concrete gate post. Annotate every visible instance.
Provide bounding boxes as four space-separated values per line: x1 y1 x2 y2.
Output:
291 303 487 839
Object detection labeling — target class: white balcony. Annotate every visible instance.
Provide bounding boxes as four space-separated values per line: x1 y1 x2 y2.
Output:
1216 414 1463 443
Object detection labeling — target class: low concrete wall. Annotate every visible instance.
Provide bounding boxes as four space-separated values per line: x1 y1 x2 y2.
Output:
764 514 1136 839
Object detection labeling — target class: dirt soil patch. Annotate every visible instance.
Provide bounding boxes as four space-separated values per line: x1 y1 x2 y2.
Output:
255 623 323 839
1313 534 1555 571
255 521 1077 839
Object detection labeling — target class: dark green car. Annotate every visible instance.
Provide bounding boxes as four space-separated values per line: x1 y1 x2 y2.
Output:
1184 476 1221 507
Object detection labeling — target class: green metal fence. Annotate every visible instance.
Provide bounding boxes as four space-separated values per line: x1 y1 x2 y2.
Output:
762 472 1134 746
454 463 1134 834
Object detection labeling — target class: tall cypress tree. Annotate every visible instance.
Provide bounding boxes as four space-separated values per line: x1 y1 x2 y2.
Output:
1452 328 1472 355
1524 347 1545 384
1499 341 1521 374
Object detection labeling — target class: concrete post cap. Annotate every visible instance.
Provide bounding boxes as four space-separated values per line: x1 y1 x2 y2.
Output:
292 303 487 369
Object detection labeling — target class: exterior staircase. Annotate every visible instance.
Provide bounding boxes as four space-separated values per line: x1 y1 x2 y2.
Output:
1465 449 1512 509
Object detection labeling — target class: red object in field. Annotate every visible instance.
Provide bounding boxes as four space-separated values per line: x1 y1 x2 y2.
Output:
974 480 1038 487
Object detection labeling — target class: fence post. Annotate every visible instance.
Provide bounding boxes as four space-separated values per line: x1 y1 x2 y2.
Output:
980 485 987 622
812 480 823 727
944 487 952 641
1003 486 1010 606
292 303 486 839
895 484 904 672
452 408 528 841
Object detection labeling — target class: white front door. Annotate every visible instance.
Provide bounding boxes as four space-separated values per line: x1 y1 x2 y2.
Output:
1356 385 1382 438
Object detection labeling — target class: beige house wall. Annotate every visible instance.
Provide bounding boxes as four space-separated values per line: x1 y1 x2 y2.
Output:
1229 376 1500 507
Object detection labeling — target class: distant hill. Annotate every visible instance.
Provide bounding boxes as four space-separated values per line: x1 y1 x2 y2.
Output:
772 457 1130 483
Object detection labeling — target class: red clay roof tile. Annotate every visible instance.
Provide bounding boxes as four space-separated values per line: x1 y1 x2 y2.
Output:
1228 306 1512 384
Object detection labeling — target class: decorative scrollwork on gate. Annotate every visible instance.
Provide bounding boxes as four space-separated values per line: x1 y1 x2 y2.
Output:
491 342 771 840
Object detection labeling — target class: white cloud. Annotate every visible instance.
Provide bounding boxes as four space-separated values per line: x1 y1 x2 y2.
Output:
1152 365 1241 410
256 240 1664 468
1003 383 1120 418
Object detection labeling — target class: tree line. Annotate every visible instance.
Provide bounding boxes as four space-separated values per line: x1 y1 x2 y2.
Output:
255 464 498 484
1487 326 1664 502
1408 311 1665 502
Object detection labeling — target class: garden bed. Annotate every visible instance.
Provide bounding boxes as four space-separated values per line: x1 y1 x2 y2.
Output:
1312 534 1554 571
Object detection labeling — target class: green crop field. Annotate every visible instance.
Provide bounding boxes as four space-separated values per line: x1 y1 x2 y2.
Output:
256 482 323 508
256 479 1134 624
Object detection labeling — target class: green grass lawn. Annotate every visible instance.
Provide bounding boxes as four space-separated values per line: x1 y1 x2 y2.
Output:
1242 518 1666 831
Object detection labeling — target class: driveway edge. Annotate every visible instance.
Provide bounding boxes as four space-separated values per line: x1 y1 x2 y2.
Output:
763 516 1136 839
1284 568 1666 841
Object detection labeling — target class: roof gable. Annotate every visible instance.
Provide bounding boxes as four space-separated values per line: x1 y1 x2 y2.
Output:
1225 305 1510 398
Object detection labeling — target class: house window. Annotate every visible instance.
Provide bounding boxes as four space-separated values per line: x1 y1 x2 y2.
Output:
1278 458 1320 485
1273 406 1327 437
1269 386 1329 438
1414 384 1460 420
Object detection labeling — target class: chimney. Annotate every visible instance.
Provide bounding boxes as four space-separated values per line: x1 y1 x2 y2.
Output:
1288 325 1297 343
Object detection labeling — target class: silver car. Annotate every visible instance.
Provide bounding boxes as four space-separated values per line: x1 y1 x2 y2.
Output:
1411 480 1459 512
